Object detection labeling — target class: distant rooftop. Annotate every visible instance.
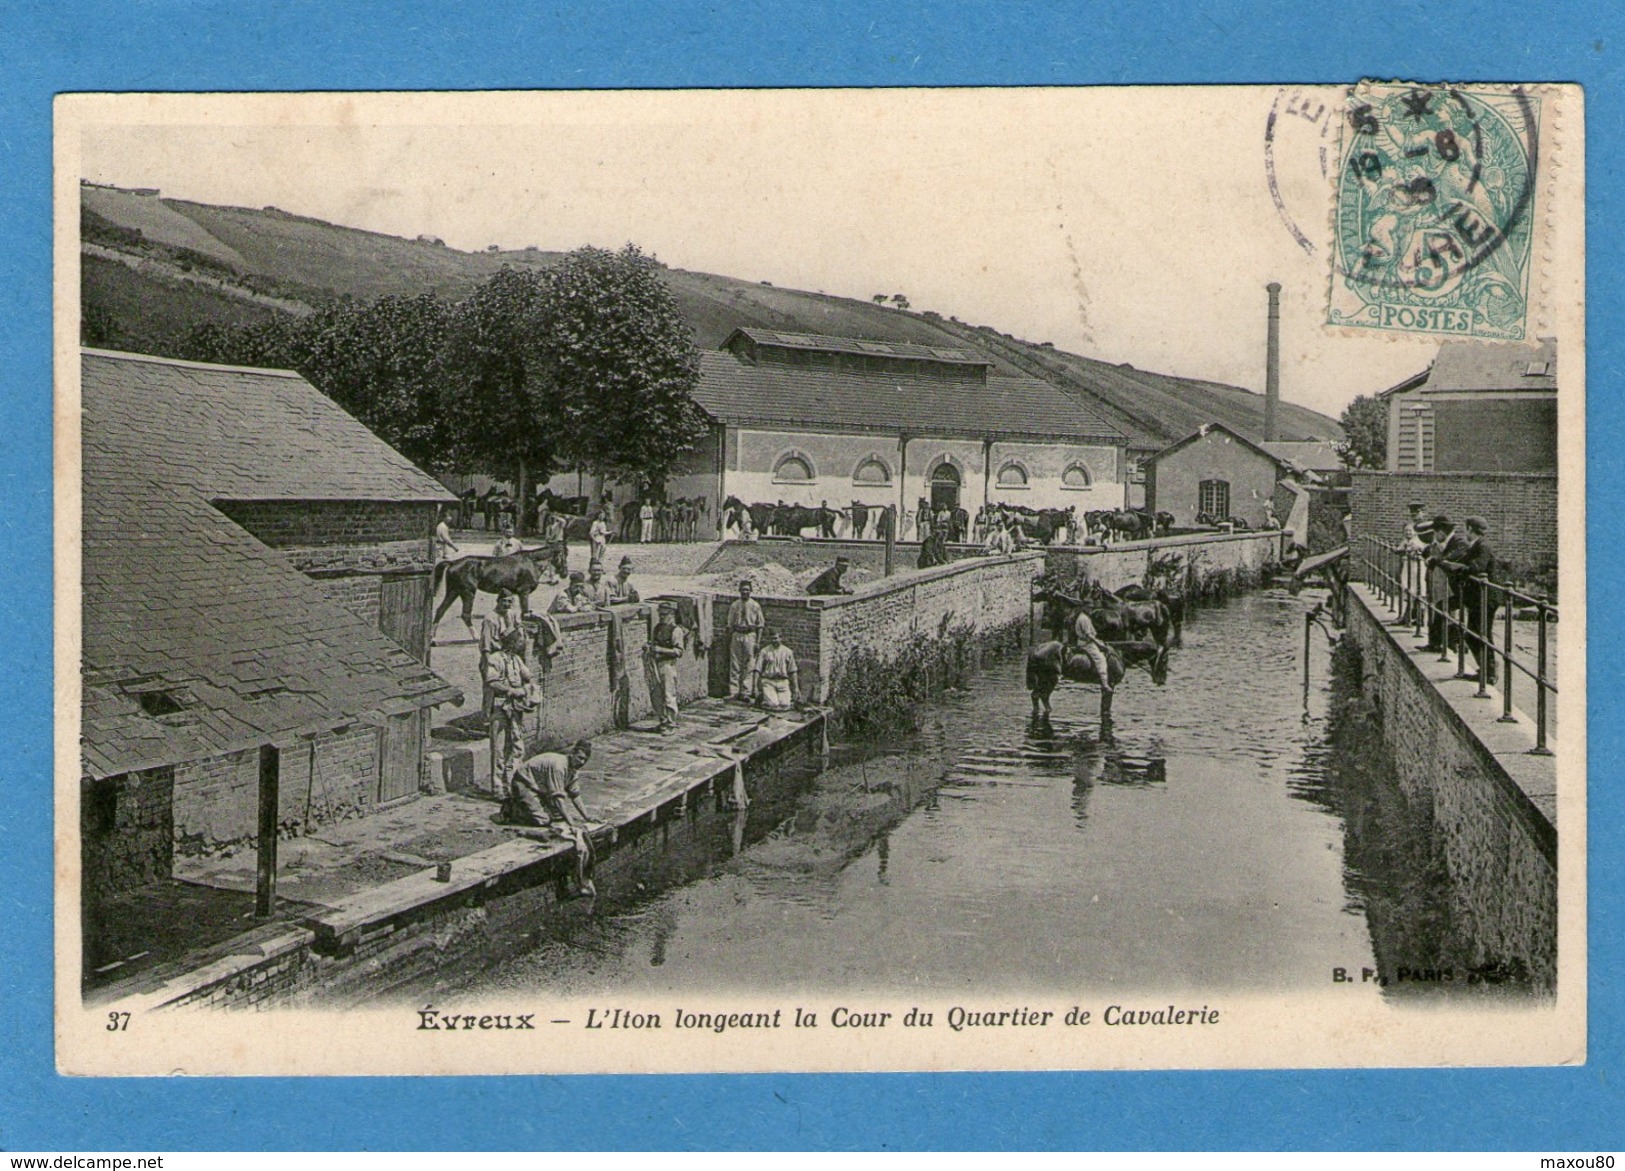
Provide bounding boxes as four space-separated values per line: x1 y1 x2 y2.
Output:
693 348 1124 443
1261 440 1345 474
1425 338 1557 395
727 327 992 368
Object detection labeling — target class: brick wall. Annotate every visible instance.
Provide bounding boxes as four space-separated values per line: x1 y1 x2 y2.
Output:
1043 531 1283 594
1349 470 1558 583
700 536 981 580
520 598 713 746
171 725 383 856
81 766 174 902
1344 589 1556 989
216 499 436 557
712 554 1044 703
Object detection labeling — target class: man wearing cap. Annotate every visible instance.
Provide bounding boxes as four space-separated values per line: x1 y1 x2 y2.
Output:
751 628 801 711
648 601 689 731
550 571 591 614
610 556 641 604
1424 515 1465 652
484 626 533 798
479 589 524 722
587 562 615 608
807 556 855 596
639 499 655 544
726 581 765 701
1443 516 1501 681
508 739 596 896
1400 502 1431 623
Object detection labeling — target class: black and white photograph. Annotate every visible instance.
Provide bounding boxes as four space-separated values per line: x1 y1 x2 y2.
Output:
55 86 1584 1075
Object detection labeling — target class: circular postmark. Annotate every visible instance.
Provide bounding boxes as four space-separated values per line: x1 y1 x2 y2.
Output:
1264 87 1340 256
1330 84 1539 337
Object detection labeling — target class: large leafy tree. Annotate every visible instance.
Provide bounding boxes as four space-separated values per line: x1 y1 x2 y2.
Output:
525 244 706 490
1337 393 1388 469
434 267 560 523
173 297 454 472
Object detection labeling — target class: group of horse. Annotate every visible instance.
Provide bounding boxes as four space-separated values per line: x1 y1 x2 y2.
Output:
1024 576 1188 729
617 497 711 543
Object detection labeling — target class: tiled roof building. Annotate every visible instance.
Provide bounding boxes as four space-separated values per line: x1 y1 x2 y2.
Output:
654 330 1130 534
78 349 461 913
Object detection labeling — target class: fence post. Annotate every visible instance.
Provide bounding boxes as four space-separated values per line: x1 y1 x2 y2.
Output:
1474 579 1490 697
1531 601 1553 756
1462 587 1475 682
1498 586 1517 722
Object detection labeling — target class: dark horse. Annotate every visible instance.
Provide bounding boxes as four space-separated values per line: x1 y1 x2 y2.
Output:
432 545 566 628
1026 639 1124 726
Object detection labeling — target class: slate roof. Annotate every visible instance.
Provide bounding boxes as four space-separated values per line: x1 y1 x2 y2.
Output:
1261 440 1344 474
1147 422 1293 470
727 327 991 367
81 349 455 503
80 466 460 780
693 349 1124 443
1424 338 1557 394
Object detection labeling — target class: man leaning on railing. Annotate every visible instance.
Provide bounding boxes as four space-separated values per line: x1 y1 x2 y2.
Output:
1442 516 1501 683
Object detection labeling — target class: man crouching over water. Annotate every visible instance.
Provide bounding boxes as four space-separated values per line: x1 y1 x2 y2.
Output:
507 739 597 897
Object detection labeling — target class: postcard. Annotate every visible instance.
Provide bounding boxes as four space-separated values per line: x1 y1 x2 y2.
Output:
55 85 1584 1075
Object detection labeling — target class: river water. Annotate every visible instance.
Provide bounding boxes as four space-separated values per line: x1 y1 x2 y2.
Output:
412 588 1515 1002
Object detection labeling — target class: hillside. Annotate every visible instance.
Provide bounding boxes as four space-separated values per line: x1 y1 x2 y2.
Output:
79 182 1342 446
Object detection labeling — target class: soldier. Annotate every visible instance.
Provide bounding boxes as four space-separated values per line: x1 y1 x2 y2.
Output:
587 562 615 608
639 499 655 544
807 555 855 595
726 580 765 701
751 628 801 711
478 589 524 721
550 571 592 614
483 625 533 799
609 555 641 604
648 601 689 732
507 740 596 896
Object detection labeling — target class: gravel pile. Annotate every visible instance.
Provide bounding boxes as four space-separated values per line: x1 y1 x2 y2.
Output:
701 561 877 597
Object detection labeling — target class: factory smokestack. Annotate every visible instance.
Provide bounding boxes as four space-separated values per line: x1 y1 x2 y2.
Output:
1264 281 1282 443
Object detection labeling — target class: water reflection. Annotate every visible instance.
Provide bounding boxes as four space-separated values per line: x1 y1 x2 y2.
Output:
393 590 1540 1003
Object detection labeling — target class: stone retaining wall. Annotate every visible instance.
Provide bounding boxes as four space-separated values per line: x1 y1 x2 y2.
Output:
1343 586 1556 990
1043 530 1283 594
518 598 712 746
711 553 1045 704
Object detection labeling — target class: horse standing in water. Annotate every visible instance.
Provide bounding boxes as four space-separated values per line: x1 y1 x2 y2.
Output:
1026 640 1124 729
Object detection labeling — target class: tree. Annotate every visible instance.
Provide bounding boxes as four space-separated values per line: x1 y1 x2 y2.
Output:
522 244 706 489
435 267 559 529
891 294 910 310
872 294 888 304
1336 394 1388 469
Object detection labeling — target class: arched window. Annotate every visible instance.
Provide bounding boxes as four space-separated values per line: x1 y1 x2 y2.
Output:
1061 463 1093 489
773 452 815 483
996 461 1030 488
852 455 891 485
929 460 961 485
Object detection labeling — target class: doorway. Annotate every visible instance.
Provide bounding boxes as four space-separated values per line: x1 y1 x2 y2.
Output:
930 463 961 512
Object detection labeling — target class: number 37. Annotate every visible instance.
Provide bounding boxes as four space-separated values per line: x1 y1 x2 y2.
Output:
106 1011 130 1032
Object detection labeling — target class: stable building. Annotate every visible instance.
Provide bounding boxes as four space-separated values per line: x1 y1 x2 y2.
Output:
1146 422 1325 529
80 350 462 948
662 329 1128 533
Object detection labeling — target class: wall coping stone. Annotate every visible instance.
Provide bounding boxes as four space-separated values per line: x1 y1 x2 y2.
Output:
1348 584 1556 863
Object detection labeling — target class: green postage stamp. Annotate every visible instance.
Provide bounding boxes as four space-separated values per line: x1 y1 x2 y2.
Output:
1328 81 1541 340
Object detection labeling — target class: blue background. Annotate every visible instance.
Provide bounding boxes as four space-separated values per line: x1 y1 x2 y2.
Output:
2 0 1619 1151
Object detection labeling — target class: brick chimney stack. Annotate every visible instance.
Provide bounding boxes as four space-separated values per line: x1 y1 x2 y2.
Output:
1264 282 1282 443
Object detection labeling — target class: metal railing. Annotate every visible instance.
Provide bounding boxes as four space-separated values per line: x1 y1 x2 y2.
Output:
1355 536 1556 755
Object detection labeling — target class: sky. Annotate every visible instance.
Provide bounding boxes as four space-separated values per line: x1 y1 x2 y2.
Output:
72 87 1447 420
